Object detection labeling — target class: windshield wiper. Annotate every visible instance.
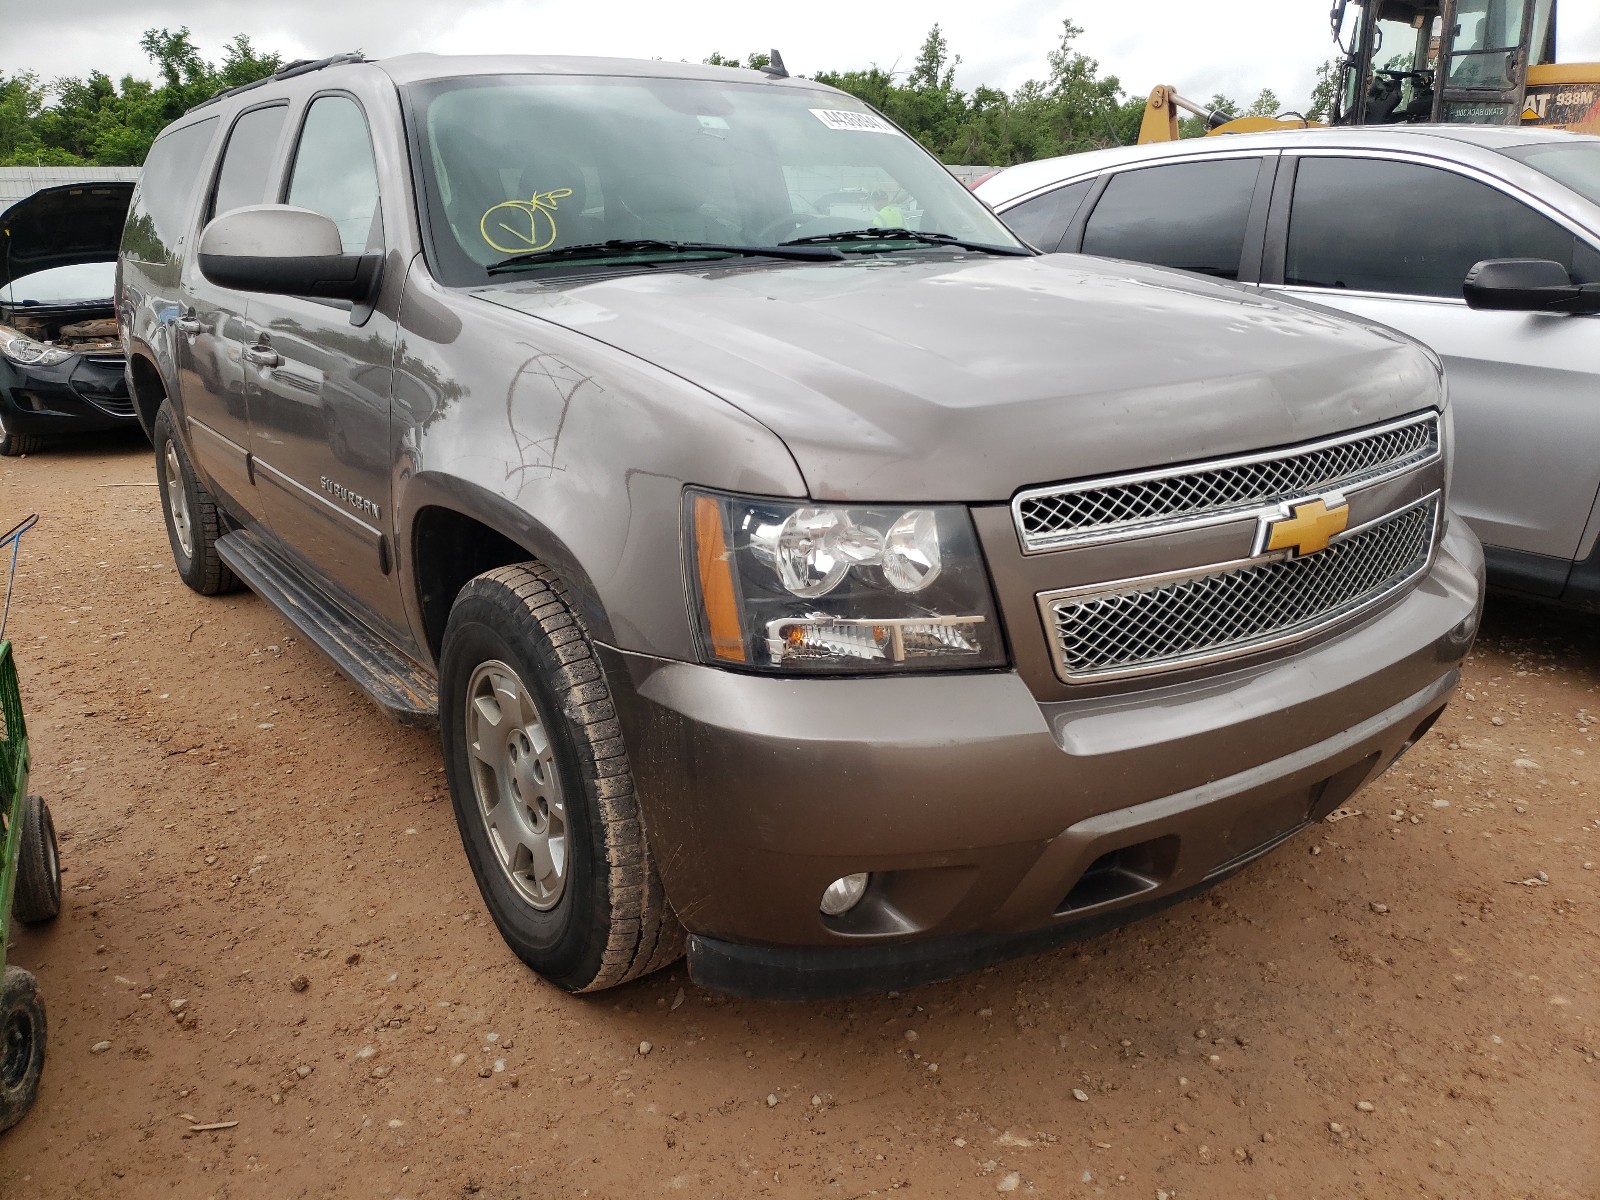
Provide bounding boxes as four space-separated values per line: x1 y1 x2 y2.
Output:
486 238 845 274
779 228 1033 256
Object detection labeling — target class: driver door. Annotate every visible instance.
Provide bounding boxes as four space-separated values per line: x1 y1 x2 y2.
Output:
243 93 408 638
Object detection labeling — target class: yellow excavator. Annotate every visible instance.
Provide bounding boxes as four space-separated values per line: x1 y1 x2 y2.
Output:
1136 89 1322 144
1139 0 1599 144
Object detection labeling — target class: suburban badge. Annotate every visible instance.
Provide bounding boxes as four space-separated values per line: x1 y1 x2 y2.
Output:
319 475 381 520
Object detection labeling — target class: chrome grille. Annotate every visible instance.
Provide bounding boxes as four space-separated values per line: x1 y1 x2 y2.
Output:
1015 413 1439 552
1043 496 1439 682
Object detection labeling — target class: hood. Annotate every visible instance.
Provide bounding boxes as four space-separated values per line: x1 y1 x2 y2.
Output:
1 182 135 291
477 253 1442 502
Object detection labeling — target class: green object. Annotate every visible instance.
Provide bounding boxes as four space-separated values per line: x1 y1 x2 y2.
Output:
0 638 27 968
1 513 51 1134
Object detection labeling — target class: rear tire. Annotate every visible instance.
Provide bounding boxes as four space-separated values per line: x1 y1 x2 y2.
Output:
0 967 47 1134
12 794 61 925
153 402 239 595
440 562 683 992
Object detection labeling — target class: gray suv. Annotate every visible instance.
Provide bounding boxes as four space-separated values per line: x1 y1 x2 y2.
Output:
117 53 1484 999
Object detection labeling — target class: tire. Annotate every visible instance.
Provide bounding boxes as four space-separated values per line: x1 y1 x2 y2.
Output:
12 794 61 925
440 562 683 992
0 410 43 457
153 402 239 595
0 966 47 1134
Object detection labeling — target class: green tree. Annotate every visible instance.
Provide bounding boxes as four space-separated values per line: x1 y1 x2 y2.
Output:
1307 59 1342 122
0 73 56 165
1245 87 1282 118
36 72 120 161
6 28 286 166
811 64 897 114
139 26 216 120
950 20 1127 164
703 51 770 71
884 25 968 156
216 34 283 91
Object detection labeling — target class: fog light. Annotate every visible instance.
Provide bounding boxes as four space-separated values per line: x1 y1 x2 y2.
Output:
819 872 870 916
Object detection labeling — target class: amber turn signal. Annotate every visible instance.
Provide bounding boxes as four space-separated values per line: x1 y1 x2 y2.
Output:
693 494 747 663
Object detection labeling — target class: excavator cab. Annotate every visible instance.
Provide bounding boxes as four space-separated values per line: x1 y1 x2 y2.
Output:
1332 0 1560 126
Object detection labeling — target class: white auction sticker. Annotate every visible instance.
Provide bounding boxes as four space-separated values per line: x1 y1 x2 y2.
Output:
810 108 901 135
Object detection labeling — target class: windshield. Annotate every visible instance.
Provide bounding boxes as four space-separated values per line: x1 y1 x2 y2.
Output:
1 262 115 306
404 74 1022 285
1502 143 1600 209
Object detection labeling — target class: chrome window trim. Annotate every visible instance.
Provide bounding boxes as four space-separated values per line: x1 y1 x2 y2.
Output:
1262 283 1471 306
1011 410 1440 554
993 177 1101 214
994 142 1600 245
1035 491 1442 684
992 148 1280 215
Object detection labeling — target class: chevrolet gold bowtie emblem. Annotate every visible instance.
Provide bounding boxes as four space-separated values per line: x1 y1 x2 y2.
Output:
1261 496 1349 558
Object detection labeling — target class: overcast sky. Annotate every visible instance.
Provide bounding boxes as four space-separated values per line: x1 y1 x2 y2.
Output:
6 1 1600 119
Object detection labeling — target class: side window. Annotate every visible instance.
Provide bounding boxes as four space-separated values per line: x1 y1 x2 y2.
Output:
1286 157 1599 298
285 96 381 254
1081 159 1261 280
208 105 289 223
122 117 218 264
1000 179 1093 252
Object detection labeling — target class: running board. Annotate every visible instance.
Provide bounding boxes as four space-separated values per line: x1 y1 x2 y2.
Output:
216 529 439 727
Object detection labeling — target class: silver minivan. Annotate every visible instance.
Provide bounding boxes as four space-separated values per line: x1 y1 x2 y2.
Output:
977 127 1600 609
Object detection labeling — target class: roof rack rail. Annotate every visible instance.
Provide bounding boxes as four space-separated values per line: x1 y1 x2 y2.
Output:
187 52 368 113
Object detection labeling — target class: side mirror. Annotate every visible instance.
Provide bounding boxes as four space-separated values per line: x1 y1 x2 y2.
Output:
198 205 380 303
1463 258 1600 315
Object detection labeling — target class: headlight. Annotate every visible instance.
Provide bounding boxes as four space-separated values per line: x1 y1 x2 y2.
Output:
686 489 1006 673
0 326 73 367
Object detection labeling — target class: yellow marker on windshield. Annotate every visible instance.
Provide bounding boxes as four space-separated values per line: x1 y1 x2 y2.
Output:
480 188 574 255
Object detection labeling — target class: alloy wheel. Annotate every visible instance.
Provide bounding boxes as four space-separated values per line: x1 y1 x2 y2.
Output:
464 659 568 910
163 441 193 559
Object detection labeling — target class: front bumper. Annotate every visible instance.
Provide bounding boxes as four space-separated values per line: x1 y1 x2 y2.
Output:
602 519 1483 999
0 354 135 436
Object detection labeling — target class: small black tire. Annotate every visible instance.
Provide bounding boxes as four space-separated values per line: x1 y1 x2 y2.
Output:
0 412 43 457
153 402 239 595
440 562 683 993
0 966 47 1134
12 795 61 925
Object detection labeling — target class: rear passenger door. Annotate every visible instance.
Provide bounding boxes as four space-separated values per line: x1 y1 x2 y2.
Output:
1073 156 1277 283
244 92 407 636
1264 153 1600 572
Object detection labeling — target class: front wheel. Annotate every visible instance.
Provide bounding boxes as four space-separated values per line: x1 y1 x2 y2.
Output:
0 409 42 457
0 967 47 1134
439 563 682 992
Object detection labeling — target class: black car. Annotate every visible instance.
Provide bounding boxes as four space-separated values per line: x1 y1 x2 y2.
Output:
0 182 137 455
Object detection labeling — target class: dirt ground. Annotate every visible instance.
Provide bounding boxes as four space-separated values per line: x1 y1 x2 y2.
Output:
0 435 1596 1200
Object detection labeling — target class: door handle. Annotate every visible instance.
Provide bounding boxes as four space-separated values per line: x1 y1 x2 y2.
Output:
176 317 203 335
243 344 282 368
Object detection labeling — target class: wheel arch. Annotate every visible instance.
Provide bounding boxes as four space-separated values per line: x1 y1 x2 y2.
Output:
401 475 616 669
124 345 172 440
